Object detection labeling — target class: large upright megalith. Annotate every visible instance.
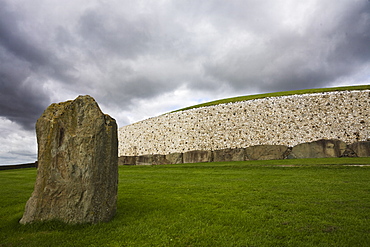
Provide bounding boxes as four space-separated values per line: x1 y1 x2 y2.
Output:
20 95 118 224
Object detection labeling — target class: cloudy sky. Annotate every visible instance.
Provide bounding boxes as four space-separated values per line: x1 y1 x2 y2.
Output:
1 0 369 165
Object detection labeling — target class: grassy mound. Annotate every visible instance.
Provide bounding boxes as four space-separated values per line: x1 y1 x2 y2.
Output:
1 157 370 246
173 85 370 112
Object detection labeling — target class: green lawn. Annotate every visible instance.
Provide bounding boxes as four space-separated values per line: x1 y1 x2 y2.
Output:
1 158 370 246
172 85 370 112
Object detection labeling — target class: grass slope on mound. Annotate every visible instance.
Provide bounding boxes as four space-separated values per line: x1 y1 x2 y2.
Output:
1 157 370 247
173 85 370 112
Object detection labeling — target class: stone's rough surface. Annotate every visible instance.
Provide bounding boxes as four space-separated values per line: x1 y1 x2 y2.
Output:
288 139 347 159
183 150 213 163
135 154 169 165
20 95 118 224
166 153 183 164
135 154 170 166
349 141 370 157
118 156 136 165
341 148 358 157
136 155 154 166
152 154 169 165
246 145 289 160
213 148 246 162
119 90 370 157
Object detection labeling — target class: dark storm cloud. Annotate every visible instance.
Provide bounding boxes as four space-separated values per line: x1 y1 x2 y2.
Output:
325 2 370 66
0 69 48 130
77 9 152 59
202 0 370 93
0 10 48 129
0 3 80 130
0 4 80 82
0 6 49 67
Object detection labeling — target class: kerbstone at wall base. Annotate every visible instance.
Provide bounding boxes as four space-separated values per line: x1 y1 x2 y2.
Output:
119 140 370 166
341 148 358 157
136 155 153 166
152 154 169 165
166 153 183 164
348 141 370 157
288 139 347 159
136 154 169 165
246 145 289 160
118 156 136 165
213 148 246 162
183 150 213 163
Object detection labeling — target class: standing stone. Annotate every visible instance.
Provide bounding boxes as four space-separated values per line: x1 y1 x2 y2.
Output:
20 95 118 224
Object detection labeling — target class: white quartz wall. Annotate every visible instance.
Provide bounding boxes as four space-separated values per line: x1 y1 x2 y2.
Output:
119 90 370 156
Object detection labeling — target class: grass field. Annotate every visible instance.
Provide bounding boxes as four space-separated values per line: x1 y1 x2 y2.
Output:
1 158 370 246
172 85 370 112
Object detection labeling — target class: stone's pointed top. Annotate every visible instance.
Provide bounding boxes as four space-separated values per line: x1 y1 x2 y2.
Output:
50 95 97 106
77 95 94 99
20 95 118 224
38 95 117 127
74 95 98 104
64 95 98 107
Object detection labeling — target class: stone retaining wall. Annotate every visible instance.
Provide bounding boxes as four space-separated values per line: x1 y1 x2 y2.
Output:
119 90 370 157
118 140 370 165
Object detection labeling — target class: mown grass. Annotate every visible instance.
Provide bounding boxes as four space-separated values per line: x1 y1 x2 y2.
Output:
172 85 370 112
1 157 370 246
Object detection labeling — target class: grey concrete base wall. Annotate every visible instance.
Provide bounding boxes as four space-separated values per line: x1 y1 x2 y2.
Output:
119 140 370 165
119 90 370 157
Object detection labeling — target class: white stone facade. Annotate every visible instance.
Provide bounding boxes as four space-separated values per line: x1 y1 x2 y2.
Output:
119 90 370 156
